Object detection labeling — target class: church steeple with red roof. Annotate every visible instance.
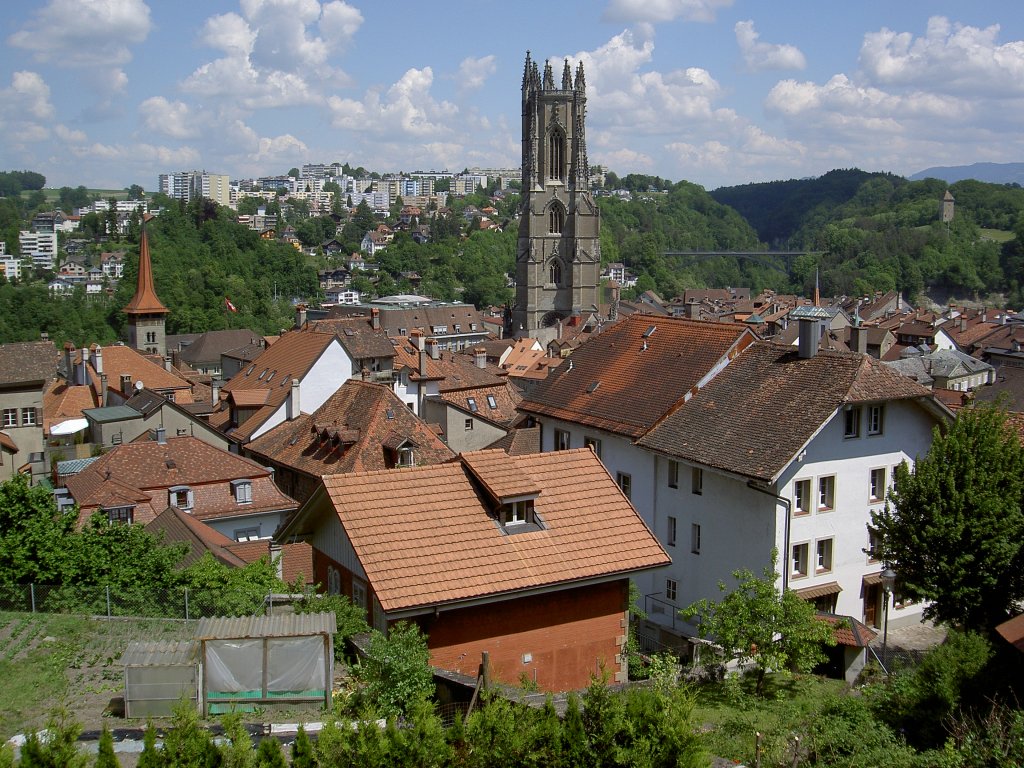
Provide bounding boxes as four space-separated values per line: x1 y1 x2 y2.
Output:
124 219 169 357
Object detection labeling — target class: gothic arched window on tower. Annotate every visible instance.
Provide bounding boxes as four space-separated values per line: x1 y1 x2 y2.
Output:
548 127 566 182
548 259 562 286
548 203 564 234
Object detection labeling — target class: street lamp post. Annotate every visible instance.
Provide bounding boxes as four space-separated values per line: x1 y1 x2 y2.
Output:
881 567 896 673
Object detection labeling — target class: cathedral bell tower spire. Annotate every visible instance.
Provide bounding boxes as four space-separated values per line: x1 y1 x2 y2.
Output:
124 217 169 356
511 50 600 336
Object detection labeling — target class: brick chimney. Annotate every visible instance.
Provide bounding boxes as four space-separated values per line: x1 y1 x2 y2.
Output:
121 374 132 397
78 345 89 385
427 338 440 360
371 307 380 330
418 349 428 376
295 303 307 330
91 345 103 375
474 347 486 369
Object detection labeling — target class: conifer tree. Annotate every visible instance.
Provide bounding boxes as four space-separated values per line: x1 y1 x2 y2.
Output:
136 722 162 768
94 725 120 768
290 725 316 768
253 739 285 768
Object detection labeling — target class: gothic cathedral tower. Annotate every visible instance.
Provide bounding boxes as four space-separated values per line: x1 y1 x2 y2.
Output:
511 53 600 333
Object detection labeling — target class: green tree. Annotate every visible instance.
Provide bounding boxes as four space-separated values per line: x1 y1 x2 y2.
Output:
0 474 77 585
682 550 835 696
19 709 87 768
161 699 220 768
220 712 255 768
290 725 316 768
254 739 286 768
872 403 1024 630
352 621 434 719
137 722 162 768
126 184 145 200
95 724 120 768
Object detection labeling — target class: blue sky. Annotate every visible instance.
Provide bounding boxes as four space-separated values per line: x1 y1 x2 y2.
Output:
2 0 1024 191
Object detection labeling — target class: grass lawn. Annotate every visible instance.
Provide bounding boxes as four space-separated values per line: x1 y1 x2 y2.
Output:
980 228 1015 243
692 672 851 766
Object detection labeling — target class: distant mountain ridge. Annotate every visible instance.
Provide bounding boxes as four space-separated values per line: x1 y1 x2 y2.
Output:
909 162 1024 185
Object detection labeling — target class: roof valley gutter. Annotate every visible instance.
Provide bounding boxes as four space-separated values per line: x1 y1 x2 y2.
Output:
746 481 792 594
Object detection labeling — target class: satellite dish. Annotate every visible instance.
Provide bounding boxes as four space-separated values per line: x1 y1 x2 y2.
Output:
135 380 144 391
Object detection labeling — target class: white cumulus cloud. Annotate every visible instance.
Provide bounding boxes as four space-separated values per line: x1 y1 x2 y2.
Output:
139 97 198 140
457 55 497 92
735 20 806 72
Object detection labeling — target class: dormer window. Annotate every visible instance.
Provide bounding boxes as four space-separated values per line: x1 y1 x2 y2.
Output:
232 479 253 504
104 505 135 524
467 397 478 413
398 446 415 467
486 395 497 409
502 498 535 527
169 485 193 510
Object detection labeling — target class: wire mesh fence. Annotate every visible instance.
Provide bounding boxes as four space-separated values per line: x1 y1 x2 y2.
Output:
0 583 276 620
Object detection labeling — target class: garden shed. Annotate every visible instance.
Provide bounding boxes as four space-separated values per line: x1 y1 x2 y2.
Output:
122 640 200 718
195 612 335 714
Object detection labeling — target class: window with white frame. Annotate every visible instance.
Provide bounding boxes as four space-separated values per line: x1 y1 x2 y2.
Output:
398 446 415 466
816 538 834 572
554 428 570 451
486 394 497 409
667 516 676 546
818 476 835 511
793 479 811 515
868 404 885 435
234 526 260 541
691 467 703 495
691 523 702 554
844 406 861 438
503 499 534 527
169 486 193 510
665 578 678 602
869 467 886 502
792 542 809 577
21 408 36 426
584 436 602 457
866 528 880 563
668 460 679 489
617 472 632 500
2 408 16 428
464 418 474 431
232 479 253 504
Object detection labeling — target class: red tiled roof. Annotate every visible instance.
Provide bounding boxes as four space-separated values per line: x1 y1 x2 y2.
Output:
246 379 455 481
520 315 755 439
305 317 396 360
637 342 938 483
817 613 878 647
438 381 522 427
221 331 339 441
43 379 97 435
0 431 17 453
66 436 296 526
996 613 1024 653
296 448 669 613
485 426 541 456
145 506 248 569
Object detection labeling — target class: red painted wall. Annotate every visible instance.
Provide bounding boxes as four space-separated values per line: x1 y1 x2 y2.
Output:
415 580 628 692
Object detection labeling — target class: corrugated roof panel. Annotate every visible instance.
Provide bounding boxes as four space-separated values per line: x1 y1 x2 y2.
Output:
121 639 199 666
194 611 336 640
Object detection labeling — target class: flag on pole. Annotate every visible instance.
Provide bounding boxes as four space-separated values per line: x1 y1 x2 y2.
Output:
225 296 238 313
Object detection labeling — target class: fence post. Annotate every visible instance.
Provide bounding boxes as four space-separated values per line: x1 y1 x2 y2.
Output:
185 587 189 621
106 585 111 618
30 583 36 613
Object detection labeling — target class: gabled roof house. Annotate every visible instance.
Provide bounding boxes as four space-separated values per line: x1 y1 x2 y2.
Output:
276 448 669 691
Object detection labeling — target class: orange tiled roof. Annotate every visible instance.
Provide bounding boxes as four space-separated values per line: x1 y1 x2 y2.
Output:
392 342 506 390
304 448 669 613
485 426 541 455
43 379 97 435
520 315 756 439
80 345 193 401
123 226 169 315
247 379 454 479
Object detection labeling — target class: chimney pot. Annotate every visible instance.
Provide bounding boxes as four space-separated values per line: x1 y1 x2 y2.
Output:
371 307 380 330
156 426 167 444
797 318 818 359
